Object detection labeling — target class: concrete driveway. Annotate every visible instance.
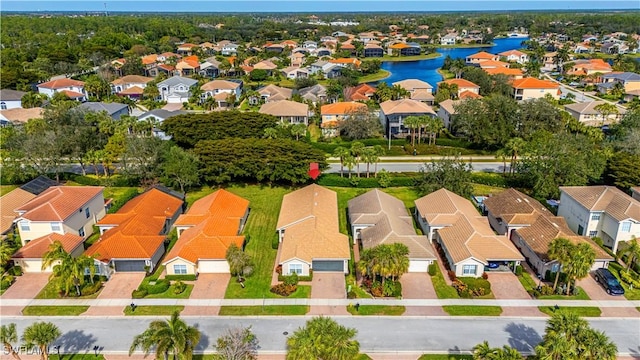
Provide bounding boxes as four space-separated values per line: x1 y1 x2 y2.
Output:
400 272 446 316
182 273 230 315
577 272 638 317
487 272 545 317
309 272 348 315
98 273 145 299
1 273 50 299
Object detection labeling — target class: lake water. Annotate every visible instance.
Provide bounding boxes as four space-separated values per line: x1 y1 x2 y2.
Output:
379 37 529 89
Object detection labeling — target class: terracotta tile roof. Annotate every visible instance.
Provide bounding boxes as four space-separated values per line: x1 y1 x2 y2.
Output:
329 58 362 67
348 189 435 259
458 90 482 99
277 184 350 264
340 43 356 49
16 186 104 222
259 100 308 117
344 83 376 101
141 54 158 65
389 43 411 49
0 189 36 234
321 101 367 115
560 186 640 222
37 78 85 89
0 107 44 124
479 60 510 69
393 79 433 91
12 233 84 259
158 64 176 71
484 67 524 77
499 50 526 57
253 60 278 70
467 51 498 60
165 189 249 264
117 86 145 95
415 188 523 264
512 77 559 89
111 75 154 85
201 80 241 91
440 78 480 89
379 99 436 115
60 90 85 99
85 188 183 262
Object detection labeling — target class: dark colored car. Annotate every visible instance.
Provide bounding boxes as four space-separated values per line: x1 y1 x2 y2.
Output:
594 268 625 296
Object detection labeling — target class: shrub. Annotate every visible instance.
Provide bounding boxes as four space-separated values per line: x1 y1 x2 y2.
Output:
453 277 492 297
428 263 437 276
272 237 279 250
132 288 148 298
540 285 554 296
545 270 568 284
469 173 508 188
383 280 402 297
173 280 187 294
283 273 299 286
145 279 170 294
347 290 357 299
275 264 283 275
81 281 102 296
165 274 197 281
270 283 297 297
481 272 488 280
447 270 457 282
515 265 523 276
369 281 383 297
10 266 22 276
108 188 141 214
0 275 14 290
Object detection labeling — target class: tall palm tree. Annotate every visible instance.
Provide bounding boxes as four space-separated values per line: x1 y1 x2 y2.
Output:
548 237 573 292
404 116 420 147
564 243 595 295
1 323 21 360
425 116 443 145
21 322 61 360
290 123 307 141
578 328 617 360
373 145 385 177
503 137 526 175
622 236 640 271
350 141 365 178
42 242 96 297
332 146 350 178
343 154 356 179
536 332 575 360
361 147 377 178
129 311 201 360
286 316 359 360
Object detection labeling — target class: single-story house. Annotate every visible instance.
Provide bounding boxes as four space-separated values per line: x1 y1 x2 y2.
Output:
298 84 328 104
78 102 129 120
564 101 626 126
163 189 249 275
414 188 524 277
0 89 26 110
276 184 350 276
12 233 84 273
0 107 44 126
348 189 436 272
259 100 309 125
255 84 293 104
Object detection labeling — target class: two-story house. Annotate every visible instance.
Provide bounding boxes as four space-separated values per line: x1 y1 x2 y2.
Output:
379 98 436 138
498 50 529 64
255 84 292 104
320 101 368 137
221 43 239 56
511 77 560 101
440 33 459 45
438 79 480 98
465 51 499 65
598 72 640 94
259 100 309 125
558 186 640 253
157 76 199 104
200 79 242 108
0 89 26 110
36 79 87 101
110 75 154 97
564 101 626 126
392 79 434 104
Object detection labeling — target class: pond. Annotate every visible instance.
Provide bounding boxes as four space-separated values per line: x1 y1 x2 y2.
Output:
378 37 529 89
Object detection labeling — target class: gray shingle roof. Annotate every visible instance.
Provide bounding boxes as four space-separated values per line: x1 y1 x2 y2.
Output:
0 89 27 101
157 76 198 87
78 102 128 115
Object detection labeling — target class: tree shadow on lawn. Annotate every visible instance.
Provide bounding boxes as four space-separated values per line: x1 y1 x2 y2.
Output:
57 329 97 354
505 322 543 353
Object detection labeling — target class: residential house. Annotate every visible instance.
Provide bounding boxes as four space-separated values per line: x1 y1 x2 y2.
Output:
147 63 176 78
290 52 306 67
459 91 482 100
414 188 524 278
387 42 421 56
78 102 129 120
157 52 181 63
465 51 499 65
276 184 350 276
264 43 285 53
483 67 524 79
564 101 626 126
438 79 480 97
601 42 628 55
14 186 106 246
12 233 85 273
363 43 384 57
437 99 461 130
221 43 239 56
348 189 436 272
498 50 529 64
511 77 560 101
309 60 342 78
339 43 357 56
175 56 201 77
483 188 613 276
0 107 44 126
359 32 378 43
0 89 26 110
201 79 242 108
255 84 293 104
440 33 459 45
558 186 640 253
328 58 362 69
281 66 309 80
574 44 591 54
36 78 86 101
598 72 640 93
252 60 278 76
343 83 376 102
568 59 613 76
379 98 436 137
137 109 187 140
157 76 199 103
298 84 328 104
199 58 221 78
632 187 640 202
478 60 510 70
320 101 368 137
259 100 309 125
86 187 184 274
303 40 318 50
392 79 434 104
1 189 37 238
164 189 249 275
176 43 198 56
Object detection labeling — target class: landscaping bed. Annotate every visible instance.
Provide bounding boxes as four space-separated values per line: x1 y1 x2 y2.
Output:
608 262 640 300
517 271 590 300
36 276 104 299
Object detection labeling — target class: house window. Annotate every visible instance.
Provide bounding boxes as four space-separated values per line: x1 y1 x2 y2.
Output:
589 230 598 237
51 223 61 232
85 207 91 219
591 213 601 221
78 227 85 237
621 222 631 232
289 263 303 275
173 264 187 274
462 264 477 275
19 221 30 232
0 102 6 110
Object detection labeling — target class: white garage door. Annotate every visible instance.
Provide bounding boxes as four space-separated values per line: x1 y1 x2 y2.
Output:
198 260 230 273
591 260 609 272
408 260 429 273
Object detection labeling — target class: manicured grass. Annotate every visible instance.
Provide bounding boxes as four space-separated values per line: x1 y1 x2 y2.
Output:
471 183 507 196
0 185 18 196
418 354 473 360
437 69 455 80
608 262 640 300
380 52 441 62
22 306 89 316
346 273 372 299
431 262 460 299
124 305 184 316
442 305 503 316
358 69 391 83
145 284 194 299
346 305 405 315
517 272 538 294
537 287 590 300
218 305 308 315
538 306 601 317
308 123 321 142
35 280 102 299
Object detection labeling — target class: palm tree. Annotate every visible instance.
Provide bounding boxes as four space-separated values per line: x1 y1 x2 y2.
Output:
343 154 356 179
495 148 508 175
290 123 307 141
332 146 350 178
129 311 201 360
473 340 495 360
286 316 359 360
536 332 575 360
424 116 443 145
263 127 278 139
21 322 61 360
404 116 420 147
361 147 377 178
578 328 617 360
1 323 21 360
0 242 14 270
594 103 618 126
42 241 96 297
503 137 526 175
548 237 573 292
350 141 365 178
373 145 385 177
622 236 640 271
564 243 595 295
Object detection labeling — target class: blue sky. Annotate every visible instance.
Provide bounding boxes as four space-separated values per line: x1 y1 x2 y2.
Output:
1 1 639 12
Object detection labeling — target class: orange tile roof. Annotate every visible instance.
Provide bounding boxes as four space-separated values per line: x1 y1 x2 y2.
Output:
85 188 183 262
12 233 84 259
157 64 175 71
60 90 85 99
459 90 482 99
164 189 249 264
141 54 158 65
1 189 36 234
483 67 524 77
498 50 526 57
111 75 154 85
479 60 510 68
440 78 480 89
16 186 104 222
340 43 356 49
118 86 145 95
511 77 559 89
37 78 85 89
329 58 362 67
321 101 367 115
389 43 411 49
467 51 497 59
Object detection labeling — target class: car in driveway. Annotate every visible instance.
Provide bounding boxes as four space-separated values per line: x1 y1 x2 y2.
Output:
594 268 625 295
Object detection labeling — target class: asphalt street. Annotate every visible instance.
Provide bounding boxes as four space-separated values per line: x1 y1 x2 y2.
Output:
327 162 508 173
3 317 638 356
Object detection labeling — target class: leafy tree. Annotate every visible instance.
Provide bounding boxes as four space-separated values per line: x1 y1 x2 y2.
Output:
21 92 46 108
621 236 640 271
1 323 21 360
416 155 473 198
162 146 200 192
548 237 573 292
130 311 201 360
603 151 640 190
225 244 253 281
249 69 268 82
337 107 382 140
214 326 259 360
84 74 111 100
21 322 61 360
121 135 167 184
290 123 307 141
452 95 519 148
42 241 96 297
286 316 359 360
517 98 563 138
120 56 145 76
293 77 318 90
0 242 15 271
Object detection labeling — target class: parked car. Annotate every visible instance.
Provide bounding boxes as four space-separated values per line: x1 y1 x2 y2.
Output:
569 81 580 87
594 268 625 295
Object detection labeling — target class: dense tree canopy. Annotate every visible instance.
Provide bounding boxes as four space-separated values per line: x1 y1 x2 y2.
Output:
416 156 474 198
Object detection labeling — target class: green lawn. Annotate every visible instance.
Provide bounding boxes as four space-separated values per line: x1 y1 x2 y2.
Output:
346 305 406 315
518 272 590 300
308 123 321 142
218 305 308 315
538 306 601 317
437 69 455 80
418 355 473 360
607 262 640 300
471 183 508 196
431 262 460 299
35 280 102 299
0 185 18 196
358 69 391 83
22 306 89 316
380 53 441 62
356 355 373 360
124 305 184 316
442 306 503 316
144 284 194 299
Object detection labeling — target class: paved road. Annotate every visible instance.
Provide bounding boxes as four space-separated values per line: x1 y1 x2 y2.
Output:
3 316 638 356
327 162 508 173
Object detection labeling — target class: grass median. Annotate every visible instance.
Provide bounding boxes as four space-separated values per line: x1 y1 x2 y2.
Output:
537 306 601 317
418 355 473 360
22 306 89 316
346 305 406 315
218 305 308 315
442 305 503 316
124 305 184 316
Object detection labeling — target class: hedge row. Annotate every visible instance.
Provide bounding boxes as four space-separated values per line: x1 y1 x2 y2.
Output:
61 173 140 187
316 173 417 188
